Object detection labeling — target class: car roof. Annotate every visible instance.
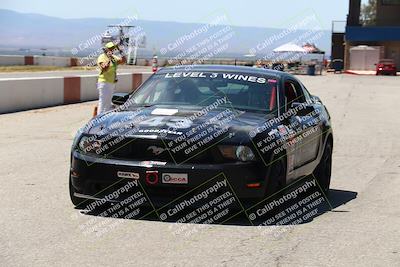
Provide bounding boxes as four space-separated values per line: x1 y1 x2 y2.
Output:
156 64 288 78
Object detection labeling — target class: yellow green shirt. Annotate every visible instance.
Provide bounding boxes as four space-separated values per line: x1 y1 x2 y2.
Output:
97 54 121 83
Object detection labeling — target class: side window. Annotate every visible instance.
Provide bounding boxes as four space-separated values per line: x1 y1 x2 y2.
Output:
284 79 306 109
143 80 168 103
217 82 270 110
301 84 312 103
217 83 250 107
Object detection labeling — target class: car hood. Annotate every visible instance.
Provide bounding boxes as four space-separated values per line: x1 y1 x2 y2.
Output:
84 106 276 144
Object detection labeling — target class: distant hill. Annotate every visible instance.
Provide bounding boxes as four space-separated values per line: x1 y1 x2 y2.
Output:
0 9 331 58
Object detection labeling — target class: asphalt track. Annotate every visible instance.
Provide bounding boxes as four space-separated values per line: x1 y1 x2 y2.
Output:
0 74 399 266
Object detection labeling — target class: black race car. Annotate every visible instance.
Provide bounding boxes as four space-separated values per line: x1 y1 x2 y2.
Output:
69 65 333 210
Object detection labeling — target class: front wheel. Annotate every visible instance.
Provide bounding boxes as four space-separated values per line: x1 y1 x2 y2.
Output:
265 158 286 197
313 140 332 195
69 175 86 208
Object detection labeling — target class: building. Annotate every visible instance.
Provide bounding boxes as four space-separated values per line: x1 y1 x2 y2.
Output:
344 0 400 70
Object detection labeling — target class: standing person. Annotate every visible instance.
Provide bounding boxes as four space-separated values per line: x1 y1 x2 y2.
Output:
97 42 126 114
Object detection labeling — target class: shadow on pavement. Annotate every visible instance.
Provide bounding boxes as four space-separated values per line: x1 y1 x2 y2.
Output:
76 176 358 227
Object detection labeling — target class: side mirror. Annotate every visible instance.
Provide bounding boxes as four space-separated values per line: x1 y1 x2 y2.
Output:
112 93 130 105
311 95 321 103
290 102 314 116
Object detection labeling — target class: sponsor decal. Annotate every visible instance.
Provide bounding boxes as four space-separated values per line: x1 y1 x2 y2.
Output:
277 125 288 135
117 171 140 179
151 108 179 116
139 161 167 167
268 129 279 136
162 173 188 184
164 72 269 84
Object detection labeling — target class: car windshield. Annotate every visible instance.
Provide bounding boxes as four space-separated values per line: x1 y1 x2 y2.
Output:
127 72 279 113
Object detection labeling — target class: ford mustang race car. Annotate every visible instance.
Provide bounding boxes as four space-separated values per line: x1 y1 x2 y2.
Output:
69 65 333 210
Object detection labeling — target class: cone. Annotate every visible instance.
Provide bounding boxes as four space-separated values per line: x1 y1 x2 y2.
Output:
93 106 98 117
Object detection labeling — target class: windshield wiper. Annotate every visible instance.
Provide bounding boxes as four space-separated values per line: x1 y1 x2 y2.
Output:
133 103 156 108
227 105 269 113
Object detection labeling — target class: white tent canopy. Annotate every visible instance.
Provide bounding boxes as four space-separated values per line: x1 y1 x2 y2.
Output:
273 43 307 53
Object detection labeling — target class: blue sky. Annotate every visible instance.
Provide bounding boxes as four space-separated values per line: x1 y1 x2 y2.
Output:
1 0 349 30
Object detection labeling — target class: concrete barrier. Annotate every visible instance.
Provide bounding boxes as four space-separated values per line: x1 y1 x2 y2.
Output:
80 75 98 102
35 56 72 67
0 55 162 67
115 74 132 93
0 72 152 114
0 55 26 66
1 55 259 68
0 77 64 113
0 55 79 67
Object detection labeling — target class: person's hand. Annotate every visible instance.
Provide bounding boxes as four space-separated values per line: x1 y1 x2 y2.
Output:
117 46 124 56
103 61 110 68
100 60 111 71
118 56 127 64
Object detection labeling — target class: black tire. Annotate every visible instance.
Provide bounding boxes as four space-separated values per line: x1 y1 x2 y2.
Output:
69 175 86 207
313 140 332 195
265 158 286 197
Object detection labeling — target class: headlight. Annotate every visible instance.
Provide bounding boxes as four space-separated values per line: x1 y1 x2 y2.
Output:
218 145 255 162
78 136 102 154
236 146 255 161
72 126 85 149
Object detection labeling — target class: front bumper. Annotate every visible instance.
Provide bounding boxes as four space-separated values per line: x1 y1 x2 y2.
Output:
70 150 268 207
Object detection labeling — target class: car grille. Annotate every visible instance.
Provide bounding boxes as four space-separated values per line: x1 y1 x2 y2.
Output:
103 138 221 164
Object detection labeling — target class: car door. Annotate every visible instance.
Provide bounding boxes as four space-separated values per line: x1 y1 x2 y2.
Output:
297 82 322 167
283 79 321 170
